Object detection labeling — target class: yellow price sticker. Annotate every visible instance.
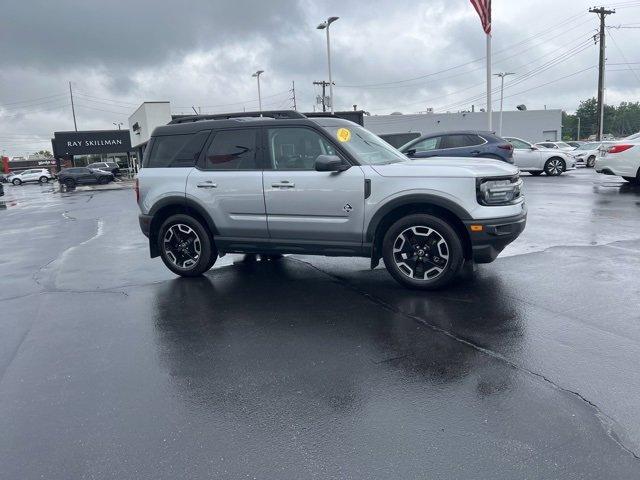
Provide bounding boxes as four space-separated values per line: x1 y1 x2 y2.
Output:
336 128 351 142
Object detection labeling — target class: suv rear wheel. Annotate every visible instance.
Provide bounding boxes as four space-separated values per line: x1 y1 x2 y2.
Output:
158 214 216 277
382 214 464 290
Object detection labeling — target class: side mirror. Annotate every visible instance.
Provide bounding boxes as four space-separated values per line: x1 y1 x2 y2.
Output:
405 148 416 157
315 155 348 172
530 146 538 150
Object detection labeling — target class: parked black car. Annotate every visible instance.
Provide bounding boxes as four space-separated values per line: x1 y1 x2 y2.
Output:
86 161 121 176
399 130 514 163
57 167 114 187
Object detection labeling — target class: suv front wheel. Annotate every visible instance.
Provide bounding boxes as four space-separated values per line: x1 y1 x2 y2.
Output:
158 214 216 277
382 214 464 290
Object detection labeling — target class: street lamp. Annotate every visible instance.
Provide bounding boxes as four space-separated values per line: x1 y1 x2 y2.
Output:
252 70 264 112
494 72 515 136
317 16 339 114
113 122 123 130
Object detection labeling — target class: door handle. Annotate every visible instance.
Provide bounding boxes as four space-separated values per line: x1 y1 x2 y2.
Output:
470 150 480 155
271 181 295 188
197 181 217 188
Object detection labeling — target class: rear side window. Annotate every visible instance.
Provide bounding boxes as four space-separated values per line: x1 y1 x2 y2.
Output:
201 129 258 170
145 131 210 168
444 134 484 149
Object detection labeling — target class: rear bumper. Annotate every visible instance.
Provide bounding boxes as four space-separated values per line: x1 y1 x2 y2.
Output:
139 213 152 238
464 209 527 264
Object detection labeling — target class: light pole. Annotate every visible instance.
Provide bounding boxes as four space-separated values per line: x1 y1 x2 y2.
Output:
317 16 339 114
113 122 123 130
494 72 515 136
252 70 264 112
576 116 581 140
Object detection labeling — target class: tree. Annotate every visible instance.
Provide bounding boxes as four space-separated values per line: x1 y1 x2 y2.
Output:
564 98 640 140
36 150 53 158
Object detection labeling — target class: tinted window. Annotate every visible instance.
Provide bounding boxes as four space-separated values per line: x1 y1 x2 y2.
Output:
202 129 258 170
444 134 484 149
146 131 210 168
411 136 442 152
268 127 337 170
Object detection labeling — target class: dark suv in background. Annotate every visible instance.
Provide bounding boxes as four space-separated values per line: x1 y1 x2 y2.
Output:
399 130 514 163
57 167 114 187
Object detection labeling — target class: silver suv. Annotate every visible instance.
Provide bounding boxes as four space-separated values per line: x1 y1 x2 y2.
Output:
136 111 526 289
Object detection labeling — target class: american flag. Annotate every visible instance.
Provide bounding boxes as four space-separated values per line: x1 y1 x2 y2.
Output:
470 0 491 34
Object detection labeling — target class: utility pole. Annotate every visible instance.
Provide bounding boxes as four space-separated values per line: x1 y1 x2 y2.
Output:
313 80 332 112
494 72 515 136
291 81 297 110
590 6 615 141
69 81 77 132
577 116 581 140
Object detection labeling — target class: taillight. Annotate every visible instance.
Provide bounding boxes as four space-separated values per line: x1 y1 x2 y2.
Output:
608 144 633 154
134 178 139 203
498 143 513 151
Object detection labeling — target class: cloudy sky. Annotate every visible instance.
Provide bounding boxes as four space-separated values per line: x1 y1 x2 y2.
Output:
1 0 639 156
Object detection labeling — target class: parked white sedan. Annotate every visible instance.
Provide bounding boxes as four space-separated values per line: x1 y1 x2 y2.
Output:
534 141 577 152
571 141 614 168
9 168 54 185
504 137 576 176
595 142 640 184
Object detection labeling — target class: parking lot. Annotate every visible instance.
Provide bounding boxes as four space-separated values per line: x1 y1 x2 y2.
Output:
1 168 639 478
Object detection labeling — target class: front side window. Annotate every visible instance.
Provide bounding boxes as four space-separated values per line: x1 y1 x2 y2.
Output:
202 129 258 170
267 127 337 170
411 136 441 152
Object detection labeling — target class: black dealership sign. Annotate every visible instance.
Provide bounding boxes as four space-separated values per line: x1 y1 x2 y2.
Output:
52 129 132 156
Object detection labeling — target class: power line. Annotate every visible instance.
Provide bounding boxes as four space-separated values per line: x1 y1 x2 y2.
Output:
607 28 640 84
337 12 591 89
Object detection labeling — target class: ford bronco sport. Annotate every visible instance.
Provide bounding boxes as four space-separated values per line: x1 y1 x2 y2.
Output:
136 111 526 289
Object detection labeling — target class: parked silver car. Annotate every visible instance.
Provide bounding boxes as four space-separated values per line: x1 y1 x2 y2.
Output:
136 111 526 290
504 137 576 176
9 168 54 185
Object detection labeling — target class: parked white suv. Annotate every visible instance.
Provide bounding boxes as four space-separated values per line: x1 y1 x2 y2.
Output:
504 137 575 175
10 168 54 185
136 111 526 289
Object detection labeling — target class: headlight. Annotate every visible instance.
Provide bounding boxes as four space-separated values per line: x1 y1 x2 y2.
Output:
476 175 523 206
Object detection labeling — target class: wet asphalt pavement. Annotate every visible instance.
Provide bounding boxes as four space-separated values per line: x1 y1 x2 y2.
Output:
1 169 639 479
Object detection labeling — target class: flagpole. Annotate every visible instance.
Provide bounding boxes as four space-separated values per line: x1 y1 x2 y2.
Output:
486 32 492 131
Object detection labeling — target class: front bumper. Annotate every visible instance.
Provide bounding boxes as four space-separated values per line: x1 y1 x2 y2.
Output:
139 213 152 238
463 209 527 263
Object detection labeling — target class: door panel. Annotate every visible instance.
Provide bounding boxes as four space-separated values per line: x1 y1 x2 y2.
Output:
263 167 366 243
186 169 267 237
186 128 267 238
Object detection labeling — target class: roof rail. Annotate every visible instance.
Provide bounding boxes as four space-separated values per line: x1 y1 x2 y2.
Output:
169 110 306 124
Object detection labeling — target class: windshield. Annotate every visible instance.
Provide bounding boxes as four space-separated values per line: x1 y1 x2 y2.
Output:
322 124 408 165
576 142 598 150
623 131 640 140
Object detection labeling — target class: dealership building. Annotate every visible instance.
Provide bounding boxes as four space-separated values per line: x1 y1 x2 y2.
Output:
50 129 134 172
125 101 563 161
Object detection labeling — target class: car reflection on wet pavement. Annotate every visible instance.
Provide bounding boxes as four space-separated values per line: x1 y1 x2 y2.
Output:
0 169 639 479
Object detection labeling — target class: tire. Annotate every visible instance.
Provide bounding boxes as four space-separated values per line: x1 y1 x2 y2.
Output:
622 176 640 185
64 178 76 188
12 178 21 186
382 214 464 290
530 171 543 176
544 157 565 176
158 214 216 277
98 176 109 185
39 176 49 183
586 155 596 168
259 253 284 261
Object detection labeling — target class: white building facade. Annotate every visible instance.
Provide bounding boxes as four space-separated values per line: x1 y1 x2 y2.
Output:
364 110 562 143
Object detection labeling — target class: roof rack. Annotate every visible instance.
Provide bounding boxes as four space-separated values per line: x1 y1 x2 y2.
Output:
169 110 306 124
